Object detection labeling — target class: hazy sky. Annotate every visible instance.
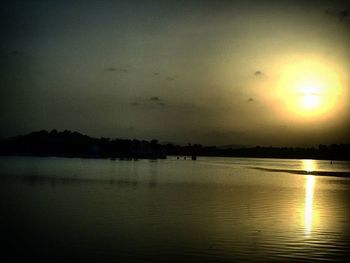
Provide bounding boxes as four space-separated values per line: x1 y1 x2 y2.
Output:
1 0 349 146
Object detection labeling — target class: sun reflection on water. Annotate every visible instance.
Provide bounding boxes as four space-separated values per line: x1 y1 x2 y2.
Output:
302 160 317 237
305 175 315 237
302 159 316 173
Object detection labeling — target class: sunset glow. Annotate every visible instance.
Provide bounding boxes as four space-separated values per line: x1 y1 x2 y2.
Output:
278 59 343 119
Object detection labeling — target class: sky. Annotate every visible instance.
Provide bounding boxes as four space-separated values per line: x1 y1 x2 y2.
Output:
1 0 350 146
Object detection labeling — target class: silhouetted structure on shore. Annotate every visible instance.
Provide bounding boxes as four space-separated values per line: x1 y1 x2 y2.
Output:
0 130 349 160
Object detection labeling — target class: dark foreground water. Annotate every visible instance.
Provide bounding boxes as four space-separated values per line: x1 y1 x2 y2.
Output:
0 156 350 262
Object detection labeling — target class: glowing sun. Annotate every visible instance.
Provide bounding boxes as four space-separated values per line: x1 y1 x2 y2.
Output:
277 60 342 118
297 79 322 110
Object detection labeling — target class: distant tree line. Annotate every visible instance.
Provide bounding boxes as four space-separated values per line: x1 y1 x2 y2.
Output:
0 130 166 159
0 130 349 160
164 143 350 160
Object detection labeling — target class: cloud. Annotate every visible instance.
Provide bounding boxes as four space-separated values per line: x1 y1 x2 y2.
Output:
254 70 264 77
105 67 128 73
150 96 166 107
130 96 166 108
150 96 160 101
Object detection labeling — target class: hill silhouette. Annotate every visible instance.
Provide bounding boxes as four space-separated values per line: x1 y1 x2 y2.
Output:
0 130 166 160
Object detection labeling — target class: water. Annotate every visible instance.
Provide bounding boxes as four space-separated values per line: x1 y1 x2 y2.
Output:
0 156 349 262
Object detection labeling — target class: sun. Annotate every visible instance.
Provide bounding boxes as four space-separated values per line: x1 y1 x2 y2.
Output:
296 78 323 110
277 59 342 118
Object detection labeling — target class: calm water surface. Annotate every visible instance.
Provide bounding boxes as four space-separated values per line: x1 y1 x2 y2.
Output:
0 156 349 262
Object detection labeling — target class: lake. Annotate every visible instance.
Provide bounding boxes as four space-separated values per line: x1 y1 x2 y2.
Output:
0 156 350 262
